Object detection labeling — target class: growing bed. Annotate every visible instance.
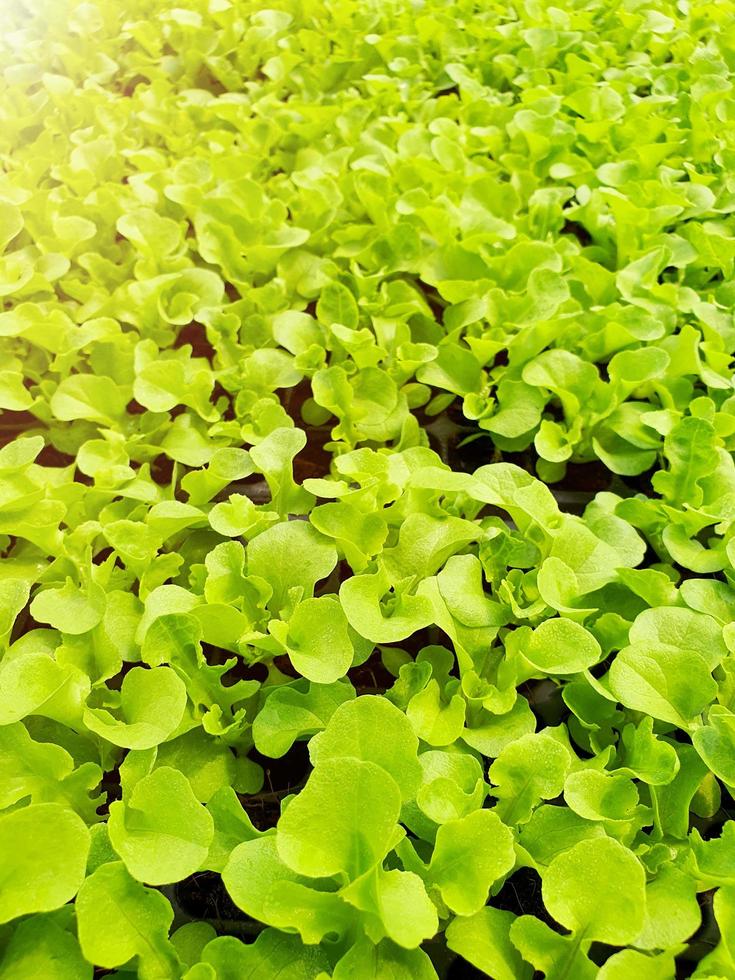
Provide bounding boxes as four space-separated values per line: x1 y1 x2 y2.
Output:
1 0 735 977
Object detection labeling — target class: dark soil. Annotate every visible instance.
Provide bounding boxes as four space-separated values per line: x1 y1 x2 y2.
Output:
420 408 496 473
250 739 311 793
201 643 269 684
96 767 122 818
491 867 552 926
292 425 333 483
242 740 312 831
172 871 258 936
35 442 77 468
348 648 398 694
560 220 593 247
676 891 718 978
150 452 175 486
521 678 565 727
220 472 272 504
175 321 216 361
237 789 290 832
443 959 488 979
0 409 39 447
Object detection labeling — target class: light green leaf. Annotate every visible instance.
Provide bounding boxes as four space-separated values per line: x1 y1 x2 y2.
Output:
154 727 256 803
0 202 23 252
209 494 276 537
563 770 647 825
252 680 354 758
340 569 434 643
332 939 439 980
30 578 106 635
618 718 680 786
171 922 217 972
0 804 90 924
461 698 536 757
0 914 92 980
518 805 605 868
109 767 214 885
316 281 359 330
488 733 571 825
49 374 125 425
84 666 187 749
270 596 353 683
196 931 329 980
0 435 44 469
597 949 678 980
543 837 646 943
0 722 101 820
0 370 33 410
381 513 479 582
342 865 438 949
0 653 90 727
276 758 401 880
446 908 533 980
653 417 718 507
406 679 466 747
402 759 483 842
76 861 179 978
247 520 336 615
223 837 353 944
510 916 596 980
310 502 388 573
634 864 700 950
629 606 726 670
522 617 602 674
309 695 421 801
204 786 265 872
428 809 515 915
693 706 735 787
608 644 716 728
248 427 314 516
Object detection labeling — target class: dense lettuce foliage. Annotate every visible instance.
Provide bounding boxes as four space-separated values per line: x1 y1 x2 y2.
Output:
2 0 735 976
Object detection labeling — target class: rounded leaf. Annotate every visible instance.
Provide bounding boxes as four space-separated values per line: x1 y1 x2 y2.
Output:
309 695 421 801
76 861 178 974
30 579 106 635
84 666 187 749
609 644 716 728
277 758 401 880
523 618 601 674
429 809 515 915
339 570 434 643
693 706 735 787
543 837 646 944
446 908 532 980
0 915 92 980
247 521 336 614
279 597 353 684
108 767 214 884
0 804 90 923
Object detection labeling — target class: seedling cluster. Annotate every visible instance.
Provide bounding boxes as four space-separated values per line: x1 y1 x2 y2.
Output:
1 0 735 977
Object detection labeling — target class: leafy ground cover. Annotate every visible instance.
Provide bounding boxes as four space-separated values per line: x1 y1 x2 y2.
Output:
2 0 735 976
